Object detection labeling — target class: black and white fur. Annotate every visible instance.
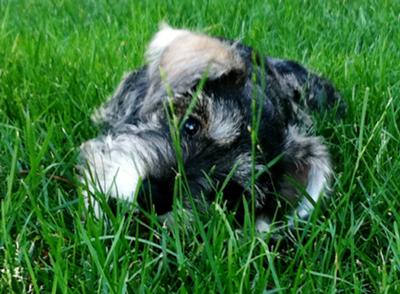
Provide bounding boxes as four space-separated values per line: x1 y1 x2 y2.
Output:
79 25 345 231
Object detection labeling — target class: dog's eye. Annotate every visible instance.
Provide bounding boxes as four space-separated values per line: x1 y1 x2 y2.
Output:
183 117 201 136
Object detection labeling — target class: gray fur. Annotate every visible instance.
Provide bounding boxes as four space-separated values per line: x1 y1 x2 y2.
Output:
79 26 345 231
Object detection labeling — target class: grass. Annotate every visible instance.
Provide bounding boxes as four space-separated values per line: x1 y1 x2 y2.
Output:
1 0 399 292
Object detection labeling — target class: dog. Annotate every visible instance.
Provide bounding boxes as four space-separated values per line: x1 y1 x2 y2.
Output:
79 25 345 232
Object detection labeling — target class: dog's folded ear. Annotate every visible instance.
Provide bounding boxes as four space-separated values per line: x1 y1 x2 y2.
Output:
141 24 247 113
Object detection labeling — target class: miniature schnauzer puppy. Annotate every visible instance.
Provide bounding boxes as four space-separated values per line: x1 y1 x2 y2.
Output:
79 25 345 231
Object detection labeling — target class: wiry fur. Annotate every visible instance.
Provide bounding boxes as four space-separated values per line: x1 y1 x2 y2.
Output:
79 25 345 231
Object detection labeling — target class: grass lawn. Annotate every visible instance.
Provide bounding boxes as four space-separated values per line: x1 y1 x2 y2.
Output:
1 0 399 292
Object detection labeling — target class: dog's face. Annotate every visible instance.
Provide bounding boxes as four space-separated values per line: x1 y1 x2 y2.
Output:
80 25 341 229
136 91 252 215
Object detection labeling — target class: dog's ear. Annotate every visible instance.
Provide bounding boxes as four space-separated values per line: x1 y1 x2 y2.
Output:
91 69 148 128
141 24 247 114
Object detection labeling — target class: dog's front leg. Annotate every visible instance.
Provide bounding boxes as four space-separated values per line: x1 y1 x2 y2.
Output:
79 133 149 217
280 126 332 223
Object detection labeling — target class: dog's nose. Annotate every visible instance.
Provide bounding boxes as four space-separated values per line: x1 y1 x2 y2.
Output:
137 178 173 215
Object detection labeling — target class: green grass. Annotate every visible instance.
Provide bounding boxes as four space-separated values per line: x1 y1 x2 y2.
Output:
1 0 400 292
